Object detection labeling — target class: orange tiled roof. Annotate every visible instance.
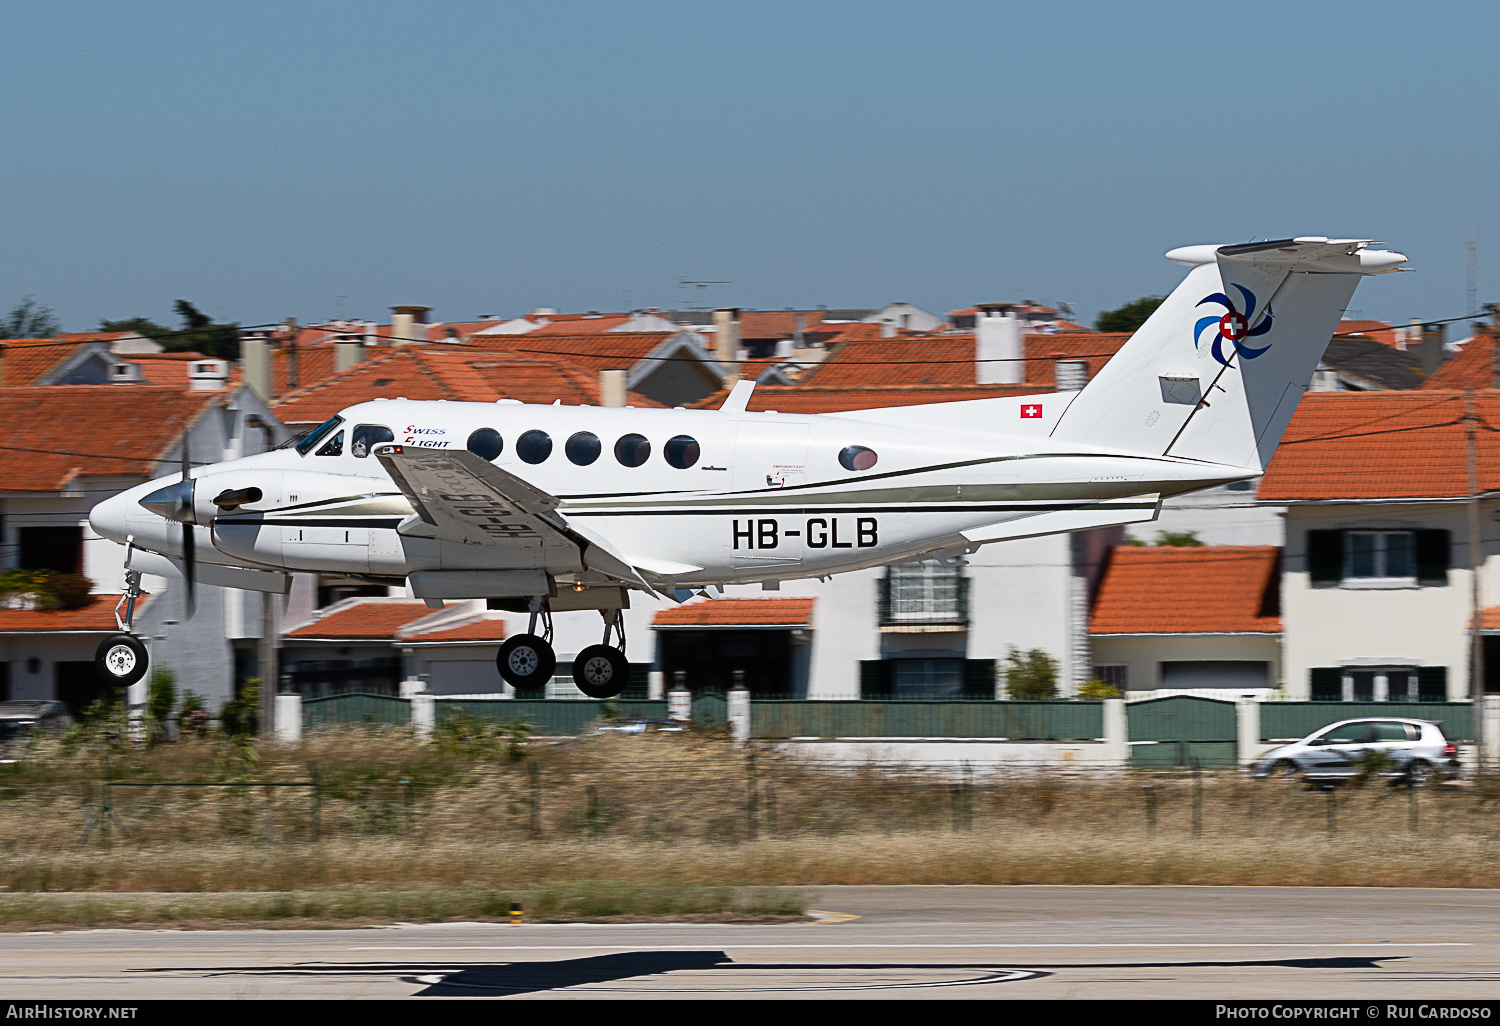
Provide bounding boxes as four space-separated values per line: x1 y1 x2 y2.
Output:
0 338 83 386
0 386 224 491
739 311 836 339
467 332 681 374
0 595 122 633
1337 319 1399 347
688 383 1047 414
1090 546 1281 635
272 345 341 395
1472 606 1500 630
1258 391 1500 501
285 600 434 639
272 345 662 424
1422 328 1494 390
653 597 815 628
796 333 1129 389
525 314 633 335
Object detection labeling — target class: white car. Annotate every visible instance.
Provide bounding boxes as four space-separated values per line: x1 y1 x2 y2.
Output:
1253 718 1459 785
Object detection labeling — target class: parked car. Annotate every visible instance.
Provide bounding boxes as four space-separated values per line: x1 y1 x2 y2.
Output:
0 701 74 762
1253 717 1459 785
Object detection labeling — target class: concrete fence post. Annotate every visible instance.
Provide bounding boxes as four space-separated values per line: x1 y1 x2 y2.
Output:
411 694 435 740
1102 698 1127 766
668 690 692 722
273 693 301 743
1485 696 1500 765
399 679 424 700
1237 697 1261 770
648 670 665 700
728 688 751 745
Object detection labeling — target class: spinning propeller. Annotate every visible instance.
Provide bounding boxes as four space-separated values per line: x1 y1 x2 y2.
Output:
138 431 198 620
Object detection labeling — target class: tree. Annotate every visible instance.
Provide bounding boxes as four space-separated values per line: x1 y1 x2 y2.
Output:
1095 295 1164 333
101 300 239 360
1004 647 1059 700
1154 530 1203 547
2 296 61 338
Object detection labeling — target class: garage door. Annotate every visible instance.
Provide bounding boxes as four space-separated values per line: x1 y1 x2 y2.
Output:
1160 661 1269 689
424 659 503 696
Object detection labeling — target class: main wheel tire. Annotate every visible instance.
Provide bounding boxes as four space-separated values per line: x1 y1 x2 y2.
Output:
496 634 556 689
572 645 630 699
1407 760 1435 788
95 634 148 687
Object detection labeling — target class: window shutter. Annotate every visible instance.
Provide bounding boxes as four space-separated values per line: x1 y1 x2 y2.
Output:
1415 529 1450 586
962 659 997 700
1307 530 1344 585
1417 665 1448 702
1309 667 1343 702
859 660 893 699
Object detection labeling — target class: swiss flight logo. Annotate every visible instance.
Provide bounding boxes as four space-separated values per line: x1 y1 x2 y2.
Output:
1020 404 1043 419
1195 284 1274 367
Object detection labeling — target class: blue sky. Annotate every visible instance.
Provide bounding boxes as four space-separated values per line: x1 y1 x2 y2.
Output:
1 0 1496 332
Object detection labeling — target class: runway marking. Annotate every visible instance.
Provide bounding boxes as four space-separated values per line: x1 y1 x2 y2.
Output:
807 910 860 925
351 942 1469 952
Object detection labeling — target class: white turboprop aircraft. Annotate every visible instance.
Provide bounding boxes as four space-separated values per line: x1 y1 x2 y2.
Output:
89 238 1407 698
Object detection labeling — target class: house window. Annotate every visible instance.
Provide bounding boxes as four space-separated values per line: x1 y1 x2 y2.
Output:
19 527 83 574
1308 528 1448 587
1092 664 1128 690
1055 360 1088 391
1310 665 1445 701
1346 531 1414 581
880 563 967 626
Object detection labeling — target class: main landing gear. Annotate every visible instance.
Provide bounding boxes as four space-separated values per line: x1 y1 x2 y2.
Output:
95 568 149 688
494 601 630 700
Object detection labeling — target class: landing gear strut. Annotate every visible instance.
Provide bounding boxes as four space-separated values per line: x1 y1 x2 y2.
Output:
96 567 149 687
573 609 630 700
496 598 556 693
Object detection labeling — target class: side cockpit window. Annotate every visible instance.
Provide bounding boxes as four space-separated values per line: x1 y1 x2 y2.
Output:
315 430 345 456
351 424 394 458
294 415 344 456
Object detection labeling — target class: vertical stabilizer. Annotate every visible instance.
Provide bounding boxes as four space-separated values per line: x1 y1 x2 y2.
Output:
1051 238 1406 471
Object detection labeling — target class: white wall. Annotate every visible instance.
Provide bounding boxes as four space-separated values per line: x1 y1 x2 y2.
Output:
1090 634 1281 692
1126 479 1285 547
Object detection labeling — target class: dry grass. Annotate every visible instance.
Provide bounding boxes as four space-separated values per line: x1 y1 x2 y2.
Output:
2 725 1499 912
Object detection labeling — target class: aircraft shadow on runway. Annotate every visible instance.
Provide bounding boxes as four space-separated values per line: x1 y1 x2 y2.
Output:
127 952 1402 996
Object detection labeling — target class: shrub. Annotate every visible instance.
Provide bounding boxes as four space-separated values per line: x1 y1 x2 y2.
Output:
1076 678 1122 700
1004 647 1059 700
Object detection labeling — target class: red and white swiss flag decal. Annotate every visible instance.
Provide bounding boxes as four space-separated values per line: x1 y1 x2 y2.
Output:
1020 404 1043 419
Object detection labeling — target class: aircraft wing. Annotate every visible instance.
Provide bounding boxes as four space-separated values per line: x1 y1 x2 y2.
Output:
373 444 653 591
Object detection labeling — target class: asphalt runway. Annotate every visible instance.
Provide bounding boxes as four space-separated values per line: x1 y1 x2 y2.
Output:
2 886 1499 999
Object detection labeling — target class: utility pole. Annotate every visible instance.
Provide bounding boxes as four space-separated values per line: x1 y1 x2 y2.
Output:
1467 388 1485 772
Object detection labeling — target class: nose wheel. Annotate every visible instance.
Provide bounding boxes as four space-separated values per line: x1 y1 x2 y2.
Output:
572 609 630 700
97 566 149 686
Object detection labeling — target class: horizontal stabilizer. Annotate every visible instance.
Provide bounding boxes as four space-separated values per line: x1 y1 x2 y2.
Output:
962 495 1161 545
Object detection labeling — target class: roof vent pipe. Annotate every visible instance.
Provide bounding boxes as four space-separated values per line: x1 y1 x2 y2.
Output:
240 329 273 402
335 334 365 373
713 307 740 384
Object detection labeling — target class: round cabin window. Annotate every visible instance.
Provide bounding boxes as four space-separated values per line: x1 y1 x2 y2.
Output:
566 431 602 466
839 445 878 471
516 429 553 464
466 427 504 461
614 433 651 467
663 435 700 469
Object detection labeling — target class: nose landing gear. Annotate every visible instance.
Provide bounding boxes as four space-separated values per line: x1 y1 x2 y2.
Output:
573 609 630 700
95 568 149 687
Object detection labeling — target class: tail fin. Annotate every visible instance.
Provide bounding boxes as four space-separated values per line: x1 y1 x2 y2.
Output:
1051 238 1406 470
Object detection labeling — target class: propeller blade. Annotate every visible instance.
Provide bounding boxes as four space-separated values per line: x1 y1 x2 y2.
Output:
181 521 196 620
181 429 190 482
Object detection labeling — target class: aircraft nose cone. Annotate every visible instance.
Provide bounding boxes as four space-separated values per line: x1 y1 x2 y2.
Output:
140 479 195 523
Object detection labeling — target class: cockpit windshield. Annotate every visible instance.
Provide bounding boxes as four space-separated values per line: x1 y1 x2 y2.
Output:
295 416 345 456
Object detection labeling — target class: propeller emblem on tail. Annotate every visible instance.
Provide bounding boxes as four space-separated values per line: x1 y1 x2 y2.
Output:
1195 284 1274 367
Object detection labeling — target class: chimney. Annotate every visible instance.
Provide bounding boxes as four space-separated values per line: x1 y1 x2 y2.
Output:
335 333 364 373
713 307 740 384
1420 322 1446 377
600 369 627 407
1489 305 1500 390
390 305 431 345
240 329 273 402
188 359 230 391
0 343 6 388
975 304 1023 384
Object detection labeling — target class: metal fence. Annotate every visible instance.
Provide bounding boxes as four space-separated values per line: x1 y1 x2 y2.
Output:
435 699 670 736
303 693 411 731
750 700 1103 740
1261 702 1474 741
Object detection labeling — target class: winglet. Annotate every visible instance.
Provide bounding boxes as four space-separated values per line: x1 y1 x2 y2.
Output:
719 379 755 413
